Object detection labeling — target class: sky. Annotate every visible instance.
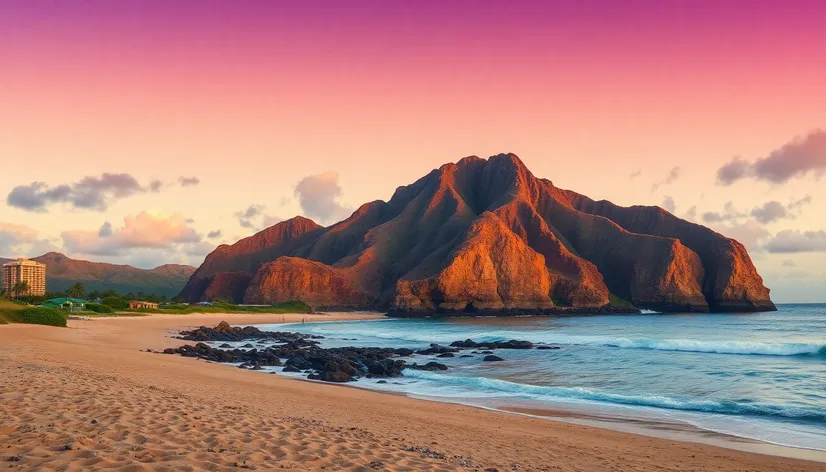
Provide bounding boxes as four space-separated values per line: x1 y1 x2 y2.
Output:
1 0 825 302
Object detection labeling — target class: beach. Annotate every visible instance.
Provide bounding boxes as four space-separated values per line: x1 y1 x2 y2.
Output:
2 313 825 472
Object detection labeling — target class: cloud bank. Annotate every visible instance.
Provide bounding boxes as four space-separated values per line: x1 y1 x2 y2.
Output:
234 205 282 231
294 171 353 224
61 211 201 256
716 130 826 185
650 167 681 192
0 222 58 257
7 173 201 212
702 197 811 225
765 230 826 253
661 196 676 213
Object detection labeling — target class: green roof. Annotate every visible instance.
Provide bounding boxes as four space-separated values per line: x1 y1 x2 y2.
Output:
41 298 88 308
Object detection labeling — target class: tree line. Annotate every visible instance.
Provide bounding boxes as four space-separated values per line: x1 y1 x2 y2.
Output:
1 282 172 305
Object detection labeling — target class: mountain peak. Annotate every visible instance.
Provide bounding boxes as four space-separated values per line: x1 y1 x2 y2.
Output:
37 252 68 259
180 154 774 314
22 252 195 297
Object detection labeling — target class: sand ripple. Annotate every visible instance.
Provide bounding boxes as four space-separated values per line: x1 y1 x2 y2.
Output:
0 362 462 471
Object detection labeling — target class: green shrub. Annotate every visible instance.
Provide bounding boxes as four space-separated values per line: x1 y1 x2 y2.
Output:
101 296 129 309
14 307 67 327
608 293 636 309
85 303 115 314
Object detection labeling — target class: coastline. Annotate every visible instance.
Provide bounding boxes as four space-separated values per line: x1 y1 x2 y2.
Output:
1 313 824 471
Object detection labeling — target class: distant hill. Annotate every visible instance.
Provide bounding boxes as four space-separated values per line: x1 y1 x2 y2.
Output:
180 153 774 314
1 252 196 297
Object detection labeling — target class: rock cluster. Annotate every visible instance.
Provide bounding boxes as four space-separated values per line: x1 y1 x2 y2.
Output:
179 320 322 343
163 322 560 383
449 339 533 349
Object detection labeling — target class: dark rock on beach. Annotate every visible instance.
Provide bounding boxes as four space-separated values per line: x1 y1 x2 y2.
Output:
165 322 555 385
416 344 460 355
322 371 352 383
450 339 533 350
165 322 424 383
179 320 323 344
407 362 448 371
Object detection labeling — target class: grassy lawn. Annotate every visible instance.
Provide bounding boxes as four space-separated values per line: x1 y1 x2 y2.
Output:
0 298 310 325
79 312 148 318
123 300 312 315
0 299 67 327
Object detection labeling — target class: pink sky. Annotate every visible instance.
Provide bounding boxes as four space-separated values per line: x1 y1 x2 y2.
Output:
1 1 825 301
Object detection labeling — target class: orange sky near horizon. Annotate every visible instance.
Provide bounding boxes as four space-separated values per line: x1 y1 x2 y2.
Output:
1 1 825 301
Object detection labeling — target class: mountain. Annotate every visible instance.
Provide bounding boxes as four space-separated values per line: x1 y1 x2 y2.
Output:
1 253 196 297
180 154 775 314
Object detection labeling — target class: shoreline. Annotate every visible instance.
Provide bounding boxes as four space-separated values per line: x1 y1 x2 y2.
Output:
472 401 826 463
2 313 824 471
273 370 826 463
245 352 826 463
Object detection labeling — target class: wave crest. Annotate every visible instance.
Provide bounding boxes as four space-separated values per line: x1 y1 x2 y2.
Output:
402 370 826 421
292 322 826 356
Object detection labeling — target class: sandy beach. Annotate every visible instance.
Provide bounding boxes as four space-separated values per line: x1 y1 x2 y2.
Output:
1 313 825 472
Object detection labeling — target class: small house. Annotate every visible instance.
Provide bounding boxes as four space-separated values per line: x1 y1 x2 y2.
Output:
129 300 159 309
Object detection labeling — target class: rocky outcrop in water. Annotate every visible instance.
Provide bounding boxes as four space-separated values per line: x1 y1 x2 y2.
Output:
163 322 558 383
179 155 775 313
178 321 323 343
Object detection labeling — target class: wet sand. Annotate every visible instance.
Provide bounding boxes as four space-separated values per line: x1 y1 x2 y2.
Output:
1 313 825 471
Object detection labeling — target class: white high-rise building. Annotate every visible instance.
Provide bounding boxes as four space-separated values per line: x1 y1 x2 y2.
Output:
2 258 47 297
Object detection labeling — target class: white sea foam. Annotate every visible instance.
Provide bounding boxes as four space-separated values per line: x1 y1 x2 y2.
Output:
292 322 826 357
401 370 826 421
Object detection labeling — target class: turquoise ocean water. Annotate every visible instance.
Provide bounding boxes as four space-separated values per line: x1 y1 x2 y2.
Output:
254 304 826 451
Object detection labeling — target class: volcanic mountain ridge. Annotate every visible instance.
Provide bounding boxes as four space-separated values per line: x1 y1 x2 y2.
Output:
179 154 775 314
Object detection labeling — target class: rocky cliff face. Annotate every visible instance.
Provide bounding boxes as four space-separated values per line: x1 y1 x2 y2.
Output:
560 192 775 312
179 154 775 313
244 257 374 309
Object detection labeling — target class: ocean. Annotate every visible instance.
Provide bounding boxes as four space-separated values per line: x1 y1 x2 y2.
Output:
252 304 826 453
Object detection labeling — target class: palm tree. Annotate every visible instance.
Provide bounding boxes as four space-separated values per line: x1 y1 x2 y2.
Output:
12 281 30 300
67 282 86 299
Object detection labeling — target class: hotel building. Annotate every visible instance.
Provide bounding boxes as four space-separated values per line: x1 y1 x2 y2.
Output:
2 258 47 297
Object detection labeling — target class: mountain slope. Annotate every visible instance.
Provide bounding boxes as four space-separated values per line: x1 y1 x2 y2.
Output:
1 253 196 297
179 154 775 313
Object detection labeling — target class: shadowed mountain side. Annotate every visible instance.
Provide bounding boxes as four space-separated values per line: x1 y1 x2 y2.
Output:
179 154 774 314
560 191 776 312
177 217 323 301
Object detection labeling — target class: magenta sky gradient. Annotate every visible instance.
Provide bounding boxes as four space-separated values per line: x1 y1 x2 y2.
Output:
1 1 825 301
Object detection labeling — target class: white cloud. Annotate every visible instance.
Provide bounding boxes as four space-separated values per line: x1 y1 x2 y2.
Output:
294 171 354 224
661 196 676 213
707 220 771 252
765 230 826 253
0 222 58 257
61 210 201 256
716 129 826 185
